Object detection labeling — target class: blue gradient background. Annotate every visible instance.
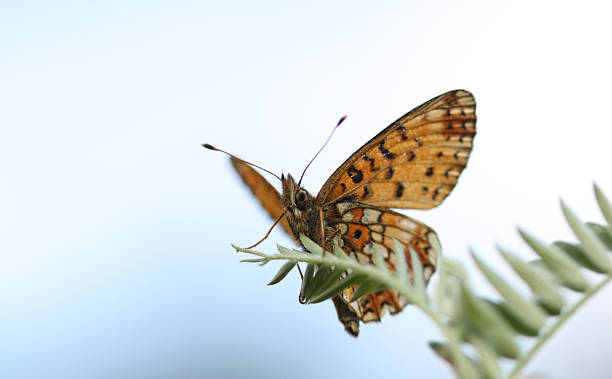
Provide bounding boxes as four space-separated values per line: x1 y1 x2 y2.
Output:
2 1 612 378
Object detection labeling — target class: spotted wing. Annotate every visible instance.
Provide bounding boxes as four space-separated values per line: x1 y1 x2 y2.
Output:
317 90 476 209
329 202 440 323
230 157 297 243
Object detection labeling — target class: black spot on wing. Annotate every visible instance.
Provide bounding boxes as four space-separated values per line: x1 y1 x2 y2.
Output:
385 167 394 180
339 194 357 203
396 182 404 198
362 154 377 170
348 165 363 183
378 140 395 160
398 126 408 140
362 185 371 199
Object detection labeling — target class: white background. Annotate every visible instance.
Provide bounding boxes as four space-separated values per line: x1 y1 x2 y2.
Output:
2 1 612 378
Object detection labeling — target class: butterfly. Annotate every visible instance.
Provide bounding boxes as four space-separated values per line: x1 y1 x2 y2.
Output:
209 89 476 336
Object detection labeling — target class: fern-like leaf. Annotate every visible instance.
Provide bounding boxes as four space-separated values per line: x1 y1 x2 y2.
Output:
233 184 612 379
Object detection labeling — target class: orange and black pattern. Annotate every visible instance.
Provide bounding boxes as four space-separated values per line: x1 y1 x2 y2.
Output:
329 202 439 323
228 90 476 336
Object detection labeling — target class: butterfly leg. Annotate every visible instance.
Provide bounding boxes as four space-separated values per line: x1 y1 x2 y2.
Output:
297 263 310 304
299 291 307 304
324 227 341 246
319 207 327 257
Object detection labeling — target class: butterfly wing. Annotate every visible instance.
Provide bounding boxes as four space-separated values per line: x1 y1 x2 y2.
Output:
317 89 476 209
229 90 476 335
328 201 440 323
318 90 475 329
230 157 297 243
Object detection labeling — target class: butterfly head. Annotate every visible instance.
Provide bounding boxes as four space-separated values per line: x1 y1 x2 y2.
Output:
281 174 316 236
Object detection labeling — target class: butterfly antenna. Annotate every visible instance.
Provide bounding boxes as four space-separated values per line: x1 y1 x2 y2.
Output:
202 143 282 181
298 115 347 186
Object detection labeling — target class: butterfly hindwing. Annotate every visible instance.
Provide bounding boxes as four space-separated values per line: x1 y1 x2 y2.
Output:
327 201 440 323
317 89 476 209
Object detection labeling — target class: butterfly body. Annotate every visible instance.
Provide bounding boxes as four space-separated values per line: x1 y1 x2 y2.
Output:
225 90 477 336
280 174 326 246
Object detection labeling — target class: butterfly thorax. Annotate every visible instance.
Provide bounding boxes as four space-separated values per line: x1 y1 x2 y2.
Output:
280 174 326 245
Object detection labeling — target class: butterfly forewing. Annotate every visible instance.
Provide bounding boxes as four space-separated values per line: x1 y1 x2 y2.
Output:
317 90 476 209
230 157 298 243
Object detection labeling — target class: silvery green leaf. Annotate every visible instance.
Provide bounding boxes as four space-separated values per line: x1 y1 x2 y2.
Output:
300 234 323 256
519 229 589 292
240 258 266 263
309 272 368 303
498 246 565 315
300 263 315 297
594 183 612 232
429 341 452 363
277 244 300 256
372 244 389 272
472 251 546 332
332 243 350 260
470 335 502 379
302 264 332 300
442 258 470 286
554 241 607 273
587 222 612 250
486 300 539 337
461 289 520 359
268 260 297 285
306 267 347 302
410 247 426 301
350 279 386 302
436 258 470 320
393 238 409 283
429 342 481 379
435 272 463 320
561 200 612 273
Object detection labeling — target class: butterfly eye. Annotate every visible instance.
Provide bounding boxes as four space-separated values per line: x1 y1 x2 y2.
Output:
295 190 308 209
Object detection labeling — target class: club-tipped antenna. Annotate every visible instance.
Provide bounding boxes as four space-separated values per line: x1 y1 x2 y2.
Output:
202 143 282 181
298 115 347 186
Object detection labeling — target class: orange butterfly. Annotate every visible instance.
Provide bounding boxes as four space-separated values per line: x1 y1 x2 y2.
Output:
206 90 476 336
